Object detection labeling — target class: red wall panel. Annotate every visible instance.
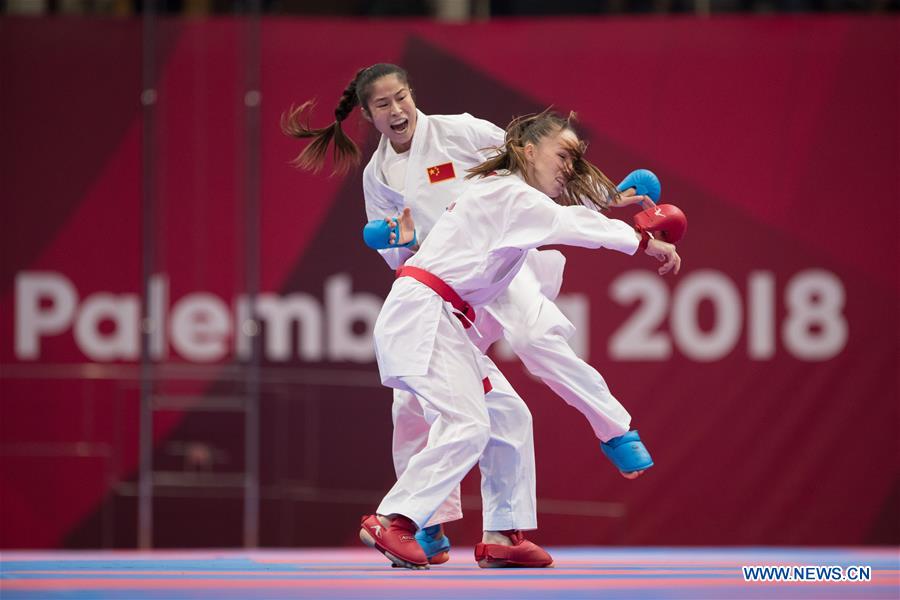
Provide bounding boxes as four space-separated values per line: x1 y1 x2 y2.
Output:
1 15 897 549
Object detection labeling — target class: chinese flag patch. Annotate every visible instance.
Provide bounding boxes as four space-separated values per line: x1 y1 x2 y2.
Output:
427 162 456 183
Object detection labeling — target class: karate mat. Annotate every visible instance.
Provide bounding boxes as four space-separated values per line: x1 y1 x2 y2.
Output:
2 547 897 599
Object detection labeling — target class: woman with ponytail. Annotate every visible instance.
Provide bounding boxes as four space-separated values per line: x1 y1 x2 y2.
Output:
282 64 424 173
283 68 673 570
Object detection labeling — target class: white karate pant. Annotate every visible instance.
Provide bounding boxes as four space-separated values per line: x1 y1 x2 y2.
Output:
486 262 632 443
389 253 631 527
378 309 537 531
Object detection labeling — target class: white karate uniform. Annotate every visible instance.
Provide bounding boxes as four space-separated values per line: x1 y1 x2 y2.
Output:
373 172 639 528
364 111 632 530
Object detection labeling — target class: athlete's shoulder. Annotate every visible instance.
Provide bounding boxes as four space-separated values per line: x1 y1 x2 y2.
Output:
426 112 499 134
480 169 525 185
424 112 475 124
465 170 527 195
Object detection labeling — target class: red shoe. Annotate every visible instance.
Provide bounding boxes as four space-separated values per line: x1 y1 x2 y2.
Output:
474 530 554 568
359 514 429 569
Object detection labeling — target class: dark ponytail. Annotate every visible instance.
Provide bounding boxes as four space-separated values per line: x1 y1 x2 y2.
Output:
280 69 364 174
281 63 412 175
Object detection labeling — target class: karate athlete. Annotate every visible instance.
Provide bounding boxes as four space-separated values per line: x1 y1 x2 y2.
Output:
364 109 680 568
282 64 662 567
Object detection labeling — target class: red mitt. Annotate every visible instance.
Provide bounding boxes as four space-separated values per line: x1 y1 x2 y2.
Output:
634 204 687 243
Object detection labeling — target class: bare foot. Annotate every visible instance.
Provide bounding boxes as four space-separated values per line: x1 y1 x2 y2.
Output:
620 469 646 480
481 530 514 545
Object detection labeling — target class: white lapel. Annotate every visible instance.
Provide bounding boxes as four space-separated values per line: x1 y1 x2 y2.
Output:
403 109 430 197
370 133 405 209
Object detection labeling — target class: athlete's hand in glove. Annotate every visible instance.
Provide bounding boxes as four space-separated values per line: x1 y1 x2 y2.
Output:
610 188 654 209
616 169 661 210
644 237 681 275
362 208 417 250
387 207 417 248
634 204 688 243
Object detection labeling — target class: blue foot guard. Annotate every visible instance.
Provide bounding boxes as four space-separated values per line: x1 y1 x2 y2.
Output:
601 430 654 473
415 525 451 565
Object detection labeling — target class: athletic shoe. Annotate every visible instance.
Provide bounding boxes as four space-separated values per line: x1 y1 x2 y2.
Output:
474 530 553 568
359 514 428 569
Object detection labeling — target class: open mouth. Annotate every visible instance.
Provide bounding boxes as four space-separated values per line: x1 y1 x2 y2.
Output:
390 118 409 134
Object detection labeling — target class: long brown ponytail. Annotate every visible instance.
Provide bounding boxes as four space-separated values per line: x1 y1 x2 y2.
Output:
281 64 412 175
467 108 620 211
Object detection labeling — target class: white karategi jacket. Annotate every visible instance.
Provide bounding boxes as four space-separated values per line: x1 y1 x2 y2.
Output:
374 172 639 382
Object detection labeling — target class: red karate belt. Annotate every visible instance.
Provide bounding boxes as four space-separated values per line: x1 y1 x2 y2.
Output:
396 266 475 328
396 266 491 394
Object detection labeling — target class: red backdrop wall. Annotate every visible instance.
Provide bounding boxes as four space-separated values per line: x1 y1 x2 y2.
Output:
1 15 897 549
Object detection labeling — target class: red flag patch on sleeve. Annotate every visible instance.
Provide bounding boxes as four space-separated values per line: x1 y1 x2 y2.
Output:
427 162 456 183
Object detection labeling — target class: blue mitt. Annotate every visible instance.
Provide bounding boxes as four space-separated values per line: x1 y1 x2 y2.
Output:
617 169 661 203
362 219 417 250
